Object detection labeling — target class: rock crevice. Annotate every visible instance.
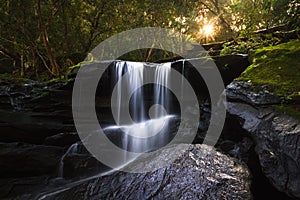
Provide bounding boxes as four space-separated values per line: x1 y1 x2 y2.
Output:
226 81 300 199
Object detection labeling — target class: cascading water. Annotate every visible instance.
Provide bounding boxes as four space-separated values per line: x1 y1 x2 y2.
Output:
105 61 177 154
58 143 78 177
153 63 171 118
36 59 201 199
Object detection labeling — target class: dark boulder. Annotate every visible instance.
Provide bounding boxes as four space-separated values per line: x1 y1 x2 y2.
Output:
62 154 108 179
226 81 300 198
59 142 109 179
0 142 63 178
0 109 75 144
226 81 281 105
0 176 50 199
38 144 252 200
213 55 250 86
44 132 80 147
0 81 75 144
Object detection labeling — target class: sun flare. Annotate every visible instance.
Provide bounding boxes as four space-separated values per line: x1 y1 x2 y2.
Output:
203 24 214 36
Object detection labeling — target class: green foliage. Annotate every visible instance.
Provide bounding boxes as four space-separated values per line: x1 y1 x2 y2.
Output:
220 41 252 55
0 0 196 80
0 0 298 80
232 0 299 33
220 30 299 56
118 49 180 63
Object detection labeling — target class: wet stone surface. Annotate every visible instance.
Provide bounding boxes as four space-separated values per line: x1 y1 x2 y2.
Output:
226 81 300 199
38 144 252 200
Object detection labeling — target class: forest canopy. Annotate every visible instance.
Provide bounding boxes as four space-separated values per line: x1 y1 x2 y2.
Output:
0 0 299 79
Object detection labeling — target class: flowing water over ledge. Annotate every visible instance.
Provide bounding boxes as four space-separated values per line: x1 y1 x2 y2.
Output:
108 61 176 153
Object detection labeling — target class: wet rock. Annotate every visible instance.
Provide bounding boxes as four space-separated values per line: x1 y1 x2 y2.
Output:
0 142 63 177
226 81 281 106
213 55 250 86
0 176 50 199
0 109 75 144
44 132 80 147
169 55 250 98
256 115 300 198
39 144 252 200
0 81 75 144
62 154 108 179
58 142 109 179
226 82 300 198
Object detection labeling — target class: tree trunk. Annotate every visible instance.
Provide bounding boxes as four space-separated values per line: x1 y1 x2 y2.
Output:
37 0 59 76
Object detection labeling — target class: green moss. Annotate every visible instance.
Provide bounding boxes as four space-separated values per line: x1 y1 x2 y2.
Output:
66 62 82 73
220 41 255 55
238 39 300 96
237 39 300 120
274 104 300 121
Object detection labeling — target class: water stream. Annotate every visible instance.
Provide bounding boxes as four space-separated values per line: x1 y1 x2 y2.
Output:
41 59 195 199
58 60 183 182
107 61 177 154
58 143 78 177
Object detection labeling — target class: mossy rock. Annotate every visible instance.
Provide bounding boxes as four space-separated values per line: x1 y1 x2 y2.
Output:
238 39 300 119
273 104 300 120
238 39 300 96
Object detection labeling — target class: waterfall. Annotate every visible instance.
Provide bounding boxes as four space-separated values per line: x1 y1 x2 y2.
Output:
153 63 171 118
105 61 175 153
58 143 78 177
114 61 145 124
9 96 20 111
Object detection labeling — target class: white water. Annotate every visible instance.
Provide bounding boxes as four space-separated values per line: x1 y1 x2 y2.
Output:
58 143 78 177
111 61 174 153
104 115 174 139
153 64 170 118
9 96 21 111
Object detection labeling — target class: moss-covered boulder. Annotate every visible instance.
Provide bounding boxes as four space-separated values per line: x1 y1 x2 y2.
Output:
237 39 300 119
238 39 300 95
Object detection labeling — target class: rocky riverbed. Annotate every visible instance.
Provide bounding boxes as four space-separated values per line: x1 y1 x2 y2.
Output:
0 56 299 199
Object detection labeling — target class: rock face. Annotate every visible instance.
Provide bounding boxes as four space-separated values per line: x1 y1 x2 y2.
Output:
38 144 252 200
44 132 80 147
226 81 300 198
0 142 63 177
0 176 51 199
0 81 75 144
60 142 109 179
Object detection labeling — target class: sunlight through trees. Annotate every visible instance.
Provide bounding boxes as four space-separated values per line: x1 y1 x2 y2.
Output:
0 0 298 78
